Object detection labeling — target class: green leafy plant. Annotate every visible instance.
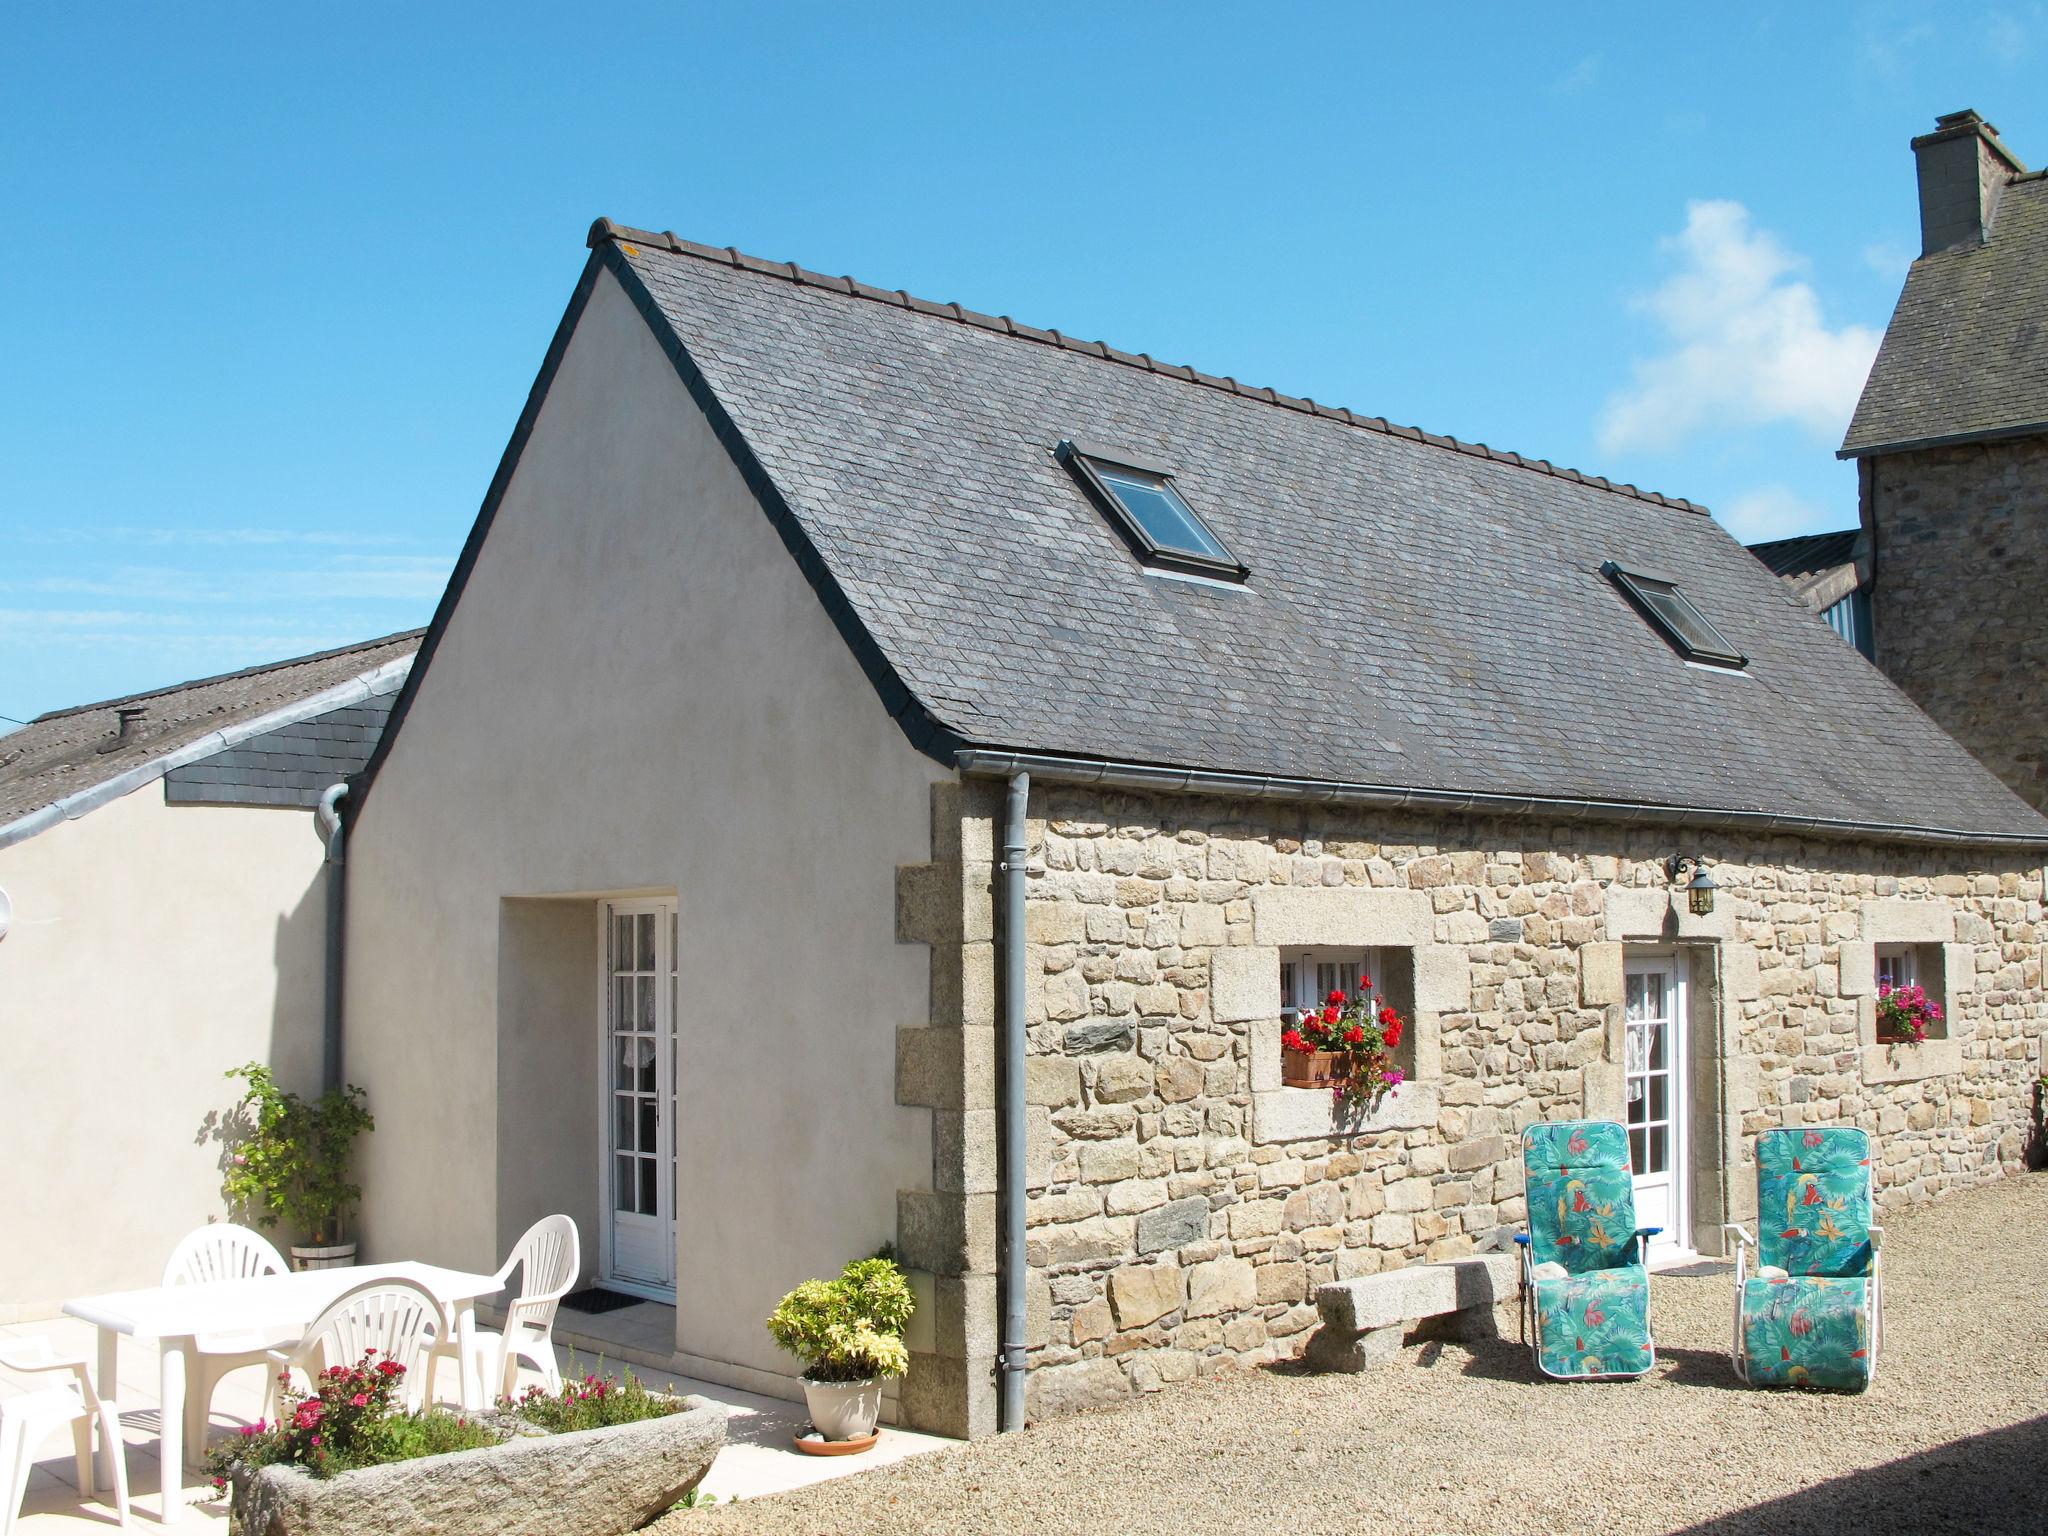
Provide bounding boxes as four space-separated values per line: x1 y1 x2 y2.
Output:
500 1365 684 1433
766 1256 915 1383
207 1351 497 1485
220 1063 374 1245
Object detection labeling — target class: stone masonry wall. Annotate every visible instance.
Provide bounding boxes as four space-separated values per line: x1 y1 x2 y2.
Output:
962 783 2048 1420
1867 434 2048 811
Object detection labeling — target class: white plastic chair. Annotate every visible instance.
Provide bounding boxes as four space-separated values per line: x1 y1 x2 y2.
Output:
430 1216 580 1404
162 1223 294 1450
265 1279 445 1417
0 1337 129 1535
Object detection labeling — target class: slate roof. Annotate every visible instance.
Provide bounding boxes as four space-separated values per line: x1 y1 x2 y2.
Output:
164 691 404 810
0 631 421 832
368 223 2048 847
1748 530 1861 581
1842 170 2048 456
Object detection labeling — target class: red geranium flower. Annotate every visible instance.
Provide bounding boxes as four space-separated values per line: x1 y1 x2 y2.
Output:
1326 989 1346 1006
1344 1024 1365 1046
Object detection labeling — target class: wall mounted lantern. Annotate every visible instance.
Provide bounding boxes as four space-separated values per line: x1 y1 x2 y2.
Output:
1668 856 1718 916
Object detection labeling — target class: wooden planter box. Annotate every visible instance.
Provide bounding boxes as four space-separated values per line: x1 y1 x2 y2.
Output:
228 1397 726 1536
1280 1050 1350 1090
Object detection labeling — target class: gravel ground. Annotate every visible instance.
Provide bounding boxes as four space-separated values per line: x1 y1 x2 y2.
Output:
661 1173 2048 1536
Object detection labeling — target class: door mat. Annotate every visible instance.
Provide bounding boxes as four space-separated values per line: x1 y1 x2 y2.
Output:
558 1288 649 1315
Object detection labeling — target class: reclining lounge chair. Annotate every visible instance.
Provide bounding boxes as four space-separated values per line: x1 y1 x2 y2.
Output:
1516 1119 1658 1380
1727 1125 1882 1391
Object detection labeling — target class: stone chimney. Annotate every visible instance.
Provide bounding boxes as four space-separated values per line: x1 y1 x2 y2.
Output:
1912 109 2027 256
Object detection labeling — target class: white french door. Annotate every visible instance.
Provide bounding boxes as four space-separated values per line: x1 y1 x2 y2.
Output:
1623 952 1690 1263
601 900 677 1299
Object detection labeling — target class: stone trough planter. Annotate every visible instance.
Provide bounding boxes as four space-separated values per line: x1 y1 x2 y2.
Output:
228 1397 727 1536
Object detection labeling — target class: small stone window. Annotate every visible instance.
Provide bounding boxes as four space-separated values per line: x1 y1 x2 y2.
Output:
1875 943 1948 1041
1278 945 1417 1077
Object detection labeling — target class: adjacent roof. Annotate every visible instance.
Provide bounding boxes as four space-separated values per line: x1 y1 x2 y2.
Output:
367 223 2048 847
1746 529 1867 615
1842 169 2048 456
0 631 421 842
164 690 405 810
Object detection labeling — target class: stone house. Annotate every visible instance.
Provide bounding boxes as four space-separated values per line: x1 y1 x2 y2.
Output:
339 218 2048 1442
1837 108 2048 810
0 632 417 1314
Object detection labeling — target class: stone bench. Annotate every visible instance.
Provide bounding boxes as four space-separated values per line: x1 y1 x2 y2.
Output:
1303 1253 1520 1372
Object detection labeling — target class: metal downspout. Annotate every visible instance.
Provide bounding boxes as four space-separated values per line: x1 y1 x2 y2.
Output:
315 783 349 1093
998 771 1030 1431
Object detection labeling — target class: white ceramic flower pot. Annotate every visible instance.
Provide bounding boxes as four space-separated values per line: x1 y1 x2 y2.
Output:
802 1378 882 1441
291 1241 358 1272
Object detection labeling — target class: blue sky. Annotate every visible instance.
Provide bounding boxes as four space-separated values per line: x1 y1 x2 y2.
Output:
2 3 2041 723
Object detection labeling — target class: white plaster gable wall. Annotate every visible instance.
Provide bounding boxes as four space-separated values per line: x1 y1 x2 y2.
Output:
345 265 945 1388
0 785 327 1313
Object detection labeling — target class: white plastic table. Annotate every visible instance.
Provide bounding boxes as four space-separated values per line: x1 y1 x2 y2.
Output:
65 1261 503 1525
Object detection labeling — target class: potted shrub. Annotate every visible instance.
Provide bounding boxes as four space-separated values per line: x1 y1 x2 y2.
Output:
765 1255 913 1449
1280 985 1406 1111
221 1063 374 1269
1874 981 1942 1045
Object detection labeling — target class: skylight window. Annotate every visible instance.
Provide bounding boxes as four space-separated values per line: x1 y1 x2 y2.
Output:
1603 562 1747 670
1057 441 1246 580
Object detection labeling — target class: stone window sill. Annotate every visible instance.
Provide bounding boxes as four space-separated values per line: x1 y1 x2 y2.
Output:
1251 1081 1440 1143
1861 1037 1962 1084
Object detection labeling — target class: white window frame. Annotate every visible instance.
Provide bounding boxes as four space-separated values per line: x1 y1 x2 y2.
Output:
598 898 678 1302
1279 946 1388 1023
1875 943 1918 993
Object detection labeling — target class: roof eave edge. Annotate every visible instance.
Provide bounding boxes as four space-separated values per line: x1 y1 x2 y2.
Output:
953 748 2048 853
0 656 414 853
1840 417 2048 459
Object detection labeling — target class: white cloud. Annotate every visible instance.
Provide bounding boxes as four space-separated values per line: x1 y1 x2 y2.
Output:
1 555 453 604
1716 485 1845 543
1553 54 1600 95
1861 239 1911 279
11 526 414 549
1855 16 1936 79
1596 200 1881 456
1986 11 2030 63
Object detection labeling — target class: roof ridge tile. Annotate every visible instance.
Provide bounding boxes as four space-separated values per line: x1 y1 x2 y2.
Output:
586 217 1711 516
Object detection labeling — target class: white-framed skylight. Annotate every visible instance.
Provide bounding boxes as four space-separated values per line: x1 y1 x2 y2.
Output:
1057 440 1247 580
1603 561 1747 670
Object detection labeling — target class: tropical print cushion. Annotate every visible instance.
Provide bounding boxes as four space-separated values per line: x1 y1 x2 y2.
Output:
1523 1120 1640 1276
1755 1127 1873 1278
1738 1274 1871 1391
1523 1119 1630 1173
1532 1264 1654 1378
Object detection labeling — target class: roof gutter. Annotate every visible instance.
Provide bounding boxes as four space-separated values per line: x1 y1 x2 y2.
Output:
1839 417 2048 460
952 749 2048 853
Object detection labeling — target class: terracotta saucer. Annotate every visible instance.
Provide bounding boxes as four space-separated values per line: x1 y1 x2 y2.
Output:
792 1429 880 1456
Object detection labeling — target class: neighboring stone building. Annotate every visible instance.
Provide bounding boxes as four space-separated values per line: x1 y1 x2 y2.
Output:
342 218 2048 1443
1840 108 2048 810
0 631 418 1314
